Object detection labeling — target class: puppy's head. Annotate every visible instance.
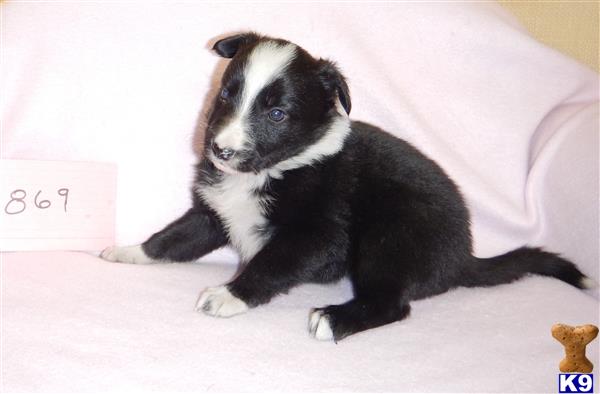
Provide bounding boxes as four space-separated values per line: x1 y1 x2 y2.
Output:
205 32 351 174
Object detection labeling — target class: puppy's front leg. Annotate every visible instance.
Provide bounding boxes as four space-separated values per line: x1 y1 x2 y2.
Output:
101 204 228 264
196 228 347 317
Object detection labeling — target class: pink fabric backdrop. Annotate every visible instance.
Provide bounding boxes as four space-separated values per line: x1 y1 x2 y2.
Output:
2 2 598 281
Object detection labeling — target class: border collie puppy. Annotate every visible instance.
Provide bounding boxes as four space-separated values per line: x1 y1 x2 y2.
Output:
101 33 593 341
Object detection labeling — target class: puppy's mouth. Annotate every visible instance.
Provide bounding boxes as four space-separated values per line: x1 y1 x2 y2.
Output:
208 152 240 175
207 147 272 175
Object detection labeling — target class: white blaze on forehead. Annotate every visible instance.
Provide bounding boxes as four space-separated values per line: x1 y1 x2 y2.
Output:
240 41 297 114
215 41 297 151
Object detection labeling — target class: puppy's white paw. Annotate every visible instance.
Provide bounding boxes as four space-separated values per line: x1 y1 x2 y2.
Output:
100 245 158 264
196 285 248 318
308 309 334 341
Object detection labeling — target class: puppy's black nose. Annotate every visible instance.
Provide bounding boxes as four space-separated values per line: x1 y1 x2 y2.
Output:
211 143 236 161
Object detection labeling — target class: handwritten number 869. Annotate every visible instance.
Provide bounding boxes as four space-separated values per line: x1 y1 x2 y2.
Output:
4 188 69 215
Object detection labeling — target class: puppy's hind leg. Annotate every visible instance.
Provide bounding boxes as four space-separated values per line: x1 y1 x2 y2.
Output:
309 226 415 341
309 295 411 342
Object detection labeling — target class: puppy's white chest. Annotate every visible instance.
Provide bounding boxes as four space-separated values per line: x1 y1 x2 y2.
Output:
197 173 271 262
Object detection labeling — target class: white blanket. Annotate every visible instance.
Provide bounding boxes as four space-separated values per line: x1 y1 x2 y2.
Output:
2 251 598 392
2 2 598 392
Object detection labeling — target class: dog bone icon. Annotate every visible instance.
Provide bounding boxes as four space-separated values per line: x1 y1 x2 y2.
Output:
552 323 599 373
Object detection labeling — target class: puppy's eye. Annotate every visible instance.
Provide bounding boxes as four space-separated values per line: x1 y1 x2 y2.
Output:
268 108 285 122
220 88 230 101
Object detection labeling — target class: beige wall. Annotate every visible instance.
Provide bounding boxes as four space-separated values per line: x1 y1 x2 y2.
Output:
499 1 599 72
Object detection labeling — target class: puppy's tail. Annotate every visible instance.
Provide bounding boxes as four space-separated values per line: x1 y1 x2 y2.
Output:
460 247 595 290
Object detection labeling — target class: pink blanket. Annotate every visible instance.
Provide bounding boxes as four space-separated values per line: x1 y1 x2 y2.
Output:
4 3 597 280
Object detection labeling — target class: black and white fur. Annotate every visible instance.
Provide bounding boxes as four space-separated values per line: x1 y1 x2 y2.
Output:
101 33 594 341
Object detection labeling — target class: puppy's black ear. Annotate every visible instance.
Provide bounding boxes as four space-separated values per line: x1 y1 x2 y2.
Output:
318 59 351 115
212 33 260 58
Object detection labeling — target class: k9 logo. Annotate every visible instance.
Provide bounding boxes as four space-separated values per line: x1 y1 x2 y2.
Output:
559 374 593 393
